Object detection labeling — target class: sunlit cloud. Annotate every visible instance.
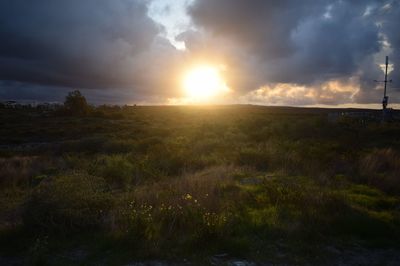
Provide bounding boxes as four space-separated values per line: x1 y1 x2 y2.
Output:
241 79 360 106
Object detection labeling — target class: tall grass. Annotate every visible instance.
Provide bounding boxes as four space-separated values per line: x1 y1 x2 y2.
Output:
0 156 62 189
360 148 400 194
23 173 112 232
1 106 400 261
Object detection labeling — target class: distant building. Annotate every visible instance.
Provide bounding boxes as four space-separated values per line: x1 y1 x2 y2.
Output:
328 109 399 122
0 100 62 110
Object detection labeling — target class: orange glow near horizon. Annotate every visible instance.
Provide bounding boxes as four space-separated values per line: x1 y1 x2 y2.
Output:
182 65 229 103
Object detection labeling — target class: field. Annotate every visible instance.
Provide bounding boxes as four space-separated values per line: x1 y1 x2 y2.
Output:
0 105 400 265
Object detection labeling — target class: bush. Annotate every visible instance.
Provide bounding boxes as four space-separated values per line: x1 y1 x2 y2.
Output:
23 173 113 232
0 156 61 189
95 155 135 189
102 139 136 154
115 166 242 243
235 147 270 171
63 90 89 116
359 148 400 194
145 144 186 176
59 137 107 154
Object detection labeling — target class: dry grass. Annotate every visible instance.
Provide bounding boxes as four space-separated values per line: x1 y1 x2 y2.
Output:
0 156 65 190
360 148 400 194
0 156 43 188
133 165 238 211
110 165 244 241
0 156 65 230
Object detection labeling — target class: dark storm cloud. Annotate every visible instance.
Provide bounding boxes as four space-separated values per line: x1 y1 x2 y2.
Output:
188 0 327 60
0 80 156 105
186 0 400 104
1 0 400 105
382 1 400 87
0 0 184 101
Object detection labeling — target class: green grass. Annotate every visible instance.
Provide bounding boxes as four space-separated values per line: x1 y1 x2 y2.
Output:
0 105 400 264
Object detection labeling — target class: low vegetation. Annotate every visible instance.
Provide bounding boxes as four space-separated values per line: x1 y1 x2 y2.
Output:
0 104 399 264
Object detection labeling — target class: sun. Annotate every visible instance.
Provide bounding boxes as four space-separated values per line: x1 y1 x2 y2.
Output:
183 65 229 102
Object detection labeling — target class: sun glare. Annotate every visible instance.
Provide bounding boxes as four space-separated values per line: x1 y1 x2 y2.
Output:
183 65 229 102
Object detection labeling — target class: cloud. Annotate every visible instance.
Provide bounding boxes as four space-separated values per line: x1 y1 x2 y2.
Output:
1 0 399 105
0 0 185 101
185 0 400 105
242 78 360 106
381 1 400 87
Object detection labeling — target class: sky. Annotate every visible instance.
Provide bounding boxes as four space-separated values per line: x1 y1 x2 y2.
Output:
0 0 399 107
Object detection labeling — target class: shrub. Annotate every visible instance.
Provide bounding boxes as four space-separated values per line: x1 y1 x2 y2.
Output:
96 155 135 189
359 148 400 194
146 144 186 176
23 173 113 232
63 90 89 116
0 156 61 189
115 166 242 243
103 139 136 154
259 176 348 233
235 147 270 171
58 137 106 154
234 143 299 173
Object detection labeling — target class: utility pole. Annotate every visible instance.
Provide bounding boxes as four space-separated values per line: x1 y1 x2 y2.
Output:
383 56 389 110
374 56 392 110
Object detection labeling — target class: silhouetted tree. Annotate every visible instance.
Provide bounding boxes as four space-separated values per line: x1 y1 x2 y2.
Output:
64 90 89 116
